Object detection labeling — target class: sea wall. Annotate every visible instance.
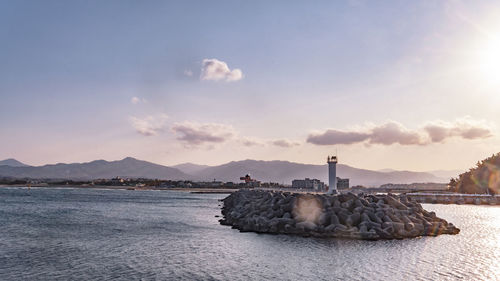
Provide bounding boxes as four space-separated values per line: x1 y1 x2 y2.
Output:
407 194 500 205
219 190 460 240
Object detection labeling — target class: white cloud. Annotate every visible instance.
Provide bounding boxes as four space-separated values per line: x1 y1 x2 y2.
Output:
200 58 243 82
307 117 493 146
131 97 146 105
424 117 492 142
184 70 193 77
172 122 235 146
369 122 424 145
129 114 168 136
307 121 424 146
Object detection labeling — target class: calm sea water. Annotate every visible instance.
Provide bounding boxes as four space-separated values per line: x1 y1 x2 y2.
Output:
0 187 498 281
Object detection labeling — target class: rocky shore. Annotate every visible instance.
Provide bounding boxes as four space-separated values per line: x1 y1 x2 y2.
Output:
219 190 460 240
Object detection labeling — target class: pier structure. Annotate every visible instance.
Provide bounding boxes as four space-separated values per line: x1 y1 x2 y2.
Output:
406 193 500 205
327 155 338 195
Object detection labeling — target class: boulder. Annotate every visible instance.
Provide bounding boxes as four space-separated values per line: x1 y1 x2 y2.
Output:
296 221 317 231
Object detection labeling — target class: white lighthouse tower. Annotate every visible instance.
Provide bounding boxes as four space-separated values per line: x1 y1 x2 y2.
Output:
327 155 338 195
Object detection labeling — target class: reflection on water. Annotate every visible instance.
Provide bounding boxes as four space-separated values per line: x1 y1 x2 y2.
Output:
0 187 498 280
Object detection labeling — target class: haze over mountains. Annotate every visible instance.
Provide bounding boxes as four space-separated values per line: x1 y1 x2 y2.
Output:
0 157 455 187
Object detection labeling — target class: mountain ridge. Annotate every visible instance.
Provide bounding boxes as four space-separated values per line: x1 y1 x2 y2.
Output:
0 157 190 180
188 159 445 187
0 158 30 167
172 163 210 174
0 157 450 186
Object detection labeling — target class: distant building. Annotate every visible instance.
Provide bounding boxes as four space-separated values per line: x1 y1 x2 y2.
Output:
292 178 326 191
239 174 261 187
110 177 125 186
210 180 224 187
337 177 349 189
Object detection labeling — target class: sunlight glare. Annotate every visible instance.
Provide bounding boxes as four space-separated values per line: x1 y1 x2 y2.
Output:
477 38 500 85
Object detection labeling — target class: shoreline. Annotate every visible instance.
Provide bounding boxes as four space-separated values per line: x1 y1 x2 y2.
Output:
1 185 499 204
0 184 238 194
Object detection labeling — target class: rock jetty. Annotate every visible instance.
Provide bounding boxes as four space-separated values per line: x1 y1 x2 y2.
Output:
219 190 460 240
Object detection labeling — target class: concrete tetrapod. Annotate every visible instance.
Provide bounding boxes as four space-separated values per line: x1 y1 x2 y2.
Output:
219 190 460 240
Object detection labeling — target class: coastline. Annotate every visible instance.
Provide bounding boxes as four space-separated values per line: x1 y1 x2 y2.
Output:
1 185 498 204
0 184 238 194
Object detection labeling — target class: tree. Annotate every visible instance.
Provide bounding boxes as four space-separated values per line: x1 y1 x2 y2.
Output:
448 177 458 192
453 153 500 194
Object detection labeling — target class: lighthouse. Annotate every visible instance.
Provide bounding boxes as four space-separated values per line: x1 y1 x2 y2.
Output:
327 155 338 194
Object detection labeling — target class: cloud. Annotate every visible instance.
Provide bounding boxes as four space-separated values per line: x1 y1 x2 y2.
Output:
236 137 300 147
184 70 193 77
307 117 493 146
131 97 146 104
129 114 168 136
271 139 301 147
238 138 265 147
172 122 235 146
369 122 425 145
200 58 243 82
424 117 492 142
307 130 371 145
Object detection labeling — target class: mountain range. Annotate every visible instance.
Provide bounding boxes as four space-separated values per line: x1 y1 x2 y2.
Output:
0 158 30 167
0 157 190 181
0 157 456 187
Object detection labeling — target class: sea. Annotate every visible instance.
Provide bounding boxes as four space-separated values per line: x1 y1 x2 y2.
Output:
0 187 498 281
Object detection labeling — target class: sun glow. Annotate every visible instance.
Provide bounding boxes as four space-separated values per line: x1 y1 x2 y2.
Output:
476 38 500 85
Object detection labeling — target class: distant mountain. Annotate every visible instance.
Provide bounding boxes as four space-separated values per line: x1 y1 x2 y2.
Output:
0 158 30 167
193 160 321 183
0 157 190 180
0 157 448 186
377 168 396 173
189 159 446 187
380 168 462 180
427 169 464 180
172 163 210 174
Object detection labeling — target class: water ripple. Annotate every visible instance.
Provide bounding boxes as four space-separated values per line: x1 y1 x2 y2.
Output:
0 188 499 280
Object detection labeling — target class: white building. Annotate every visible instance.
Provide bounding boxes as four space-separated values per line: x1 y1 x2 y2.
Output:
292 178 326 191
327 155 338 194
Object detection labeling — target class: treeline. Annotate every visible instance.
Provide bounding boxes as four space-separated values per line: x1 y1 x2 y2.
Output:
0 177 29 185
449 153 500 194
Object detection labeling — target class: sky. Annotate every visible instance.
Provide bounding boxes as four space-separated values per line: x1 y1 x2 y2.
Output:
1 0 500 171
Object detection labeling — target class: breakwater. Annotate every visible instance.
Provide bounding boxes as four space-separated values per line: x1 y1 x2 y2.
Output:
407 193 500 205
220 190 459 240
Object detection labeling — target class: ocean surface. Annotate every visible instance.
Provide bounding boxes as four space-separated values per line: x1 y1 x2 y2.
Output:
0 187 498 281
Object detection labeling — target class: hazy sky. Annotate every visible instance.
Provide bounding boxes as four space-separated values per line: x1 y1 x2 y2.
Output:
1 0 500 171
